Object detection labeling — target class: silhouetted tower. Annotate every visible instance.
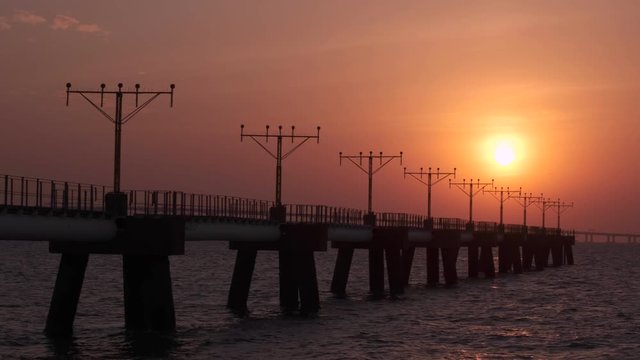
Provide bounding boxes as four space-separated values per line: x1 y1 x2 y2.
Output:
65 83 175 193
483 186 521 225
449 178 494 226
339 151 403 216
403 167 456 227
513 192 543 227
532 194 557 229
240 125 320 212
553 199 574 231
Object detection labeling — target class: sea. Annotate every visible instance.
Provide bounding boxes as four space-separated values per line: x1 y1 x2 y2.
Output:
1 241 639 359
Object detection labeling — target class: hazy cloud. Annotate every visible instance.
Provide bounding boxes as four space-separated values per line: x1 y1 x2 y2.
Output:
50 15 79 30
0 17 10 30
76 24 103 33
13 10 46 25
50 14 107 35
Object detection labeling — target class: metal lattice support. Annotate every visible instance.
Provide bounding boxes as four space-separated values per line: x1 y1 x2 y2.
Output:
240 125 320 207
483 186 521 225
403 166 456 222
513 192 543 228
66 82 175 193
449 178 494 225
339 151 403 214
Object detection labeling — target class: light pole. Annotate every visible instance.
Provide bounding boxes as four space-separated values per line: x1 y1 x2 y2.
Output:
339 151 403 216
240 125 320 209
483 186 521 226
449 178 494 226
66 82 175 194
403 167 456 223
513 192 543 228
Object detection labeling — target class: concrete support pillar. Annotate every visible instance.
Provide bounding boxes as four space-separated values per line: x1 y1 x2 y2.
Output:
542 245 551 267
330 247 354 297
498 243 511 273
479 246 495 279
522 244 534 270
279 250 299 312
227 250 257 314
426 247 440 286
400 248 415 288
122 255 176 332
467 245 479 278
368 247 385 298
511 245 523 274
551 243 563 266
295 251 320 314
441 247 459 286
45 253 89 336
564 244 574 265
533 245 546 271
385 247 404 297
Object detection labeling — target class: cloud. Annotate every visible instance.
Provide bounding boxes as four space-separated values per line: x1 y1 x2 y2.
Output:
50 14 107 35
50 15 79 30
0 17 10 30
76 23 103 33
13 10 46 25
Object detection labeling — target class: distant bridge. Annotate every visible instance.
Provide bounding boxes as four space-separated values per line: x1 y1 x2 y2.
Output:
574 230 640 243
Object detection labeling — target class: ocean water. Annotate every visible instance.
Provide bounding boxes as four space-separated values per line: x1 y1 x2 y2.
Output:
1 241 639 359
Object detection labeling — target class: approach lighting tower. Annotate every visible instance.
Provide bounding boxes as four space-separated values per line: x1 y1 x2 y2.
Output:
403 167 456 223
483 186 521 225
449 178 494 225
66 82 175 193
553 199 574 231
339 151 403 215
513 192 543 227
532 194 557 229
240 125 320 207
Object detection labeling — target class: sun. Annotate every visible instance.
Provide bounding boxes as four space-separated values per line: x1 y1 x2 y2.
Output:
494 142 516 166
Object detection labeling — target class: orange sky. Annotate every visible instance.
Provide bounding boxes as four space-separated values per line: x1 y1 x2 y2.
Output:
1 1 639 233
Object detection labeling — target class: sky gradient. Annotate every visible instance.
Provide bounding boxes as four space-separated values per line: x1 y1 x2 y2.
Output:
1 1 639 233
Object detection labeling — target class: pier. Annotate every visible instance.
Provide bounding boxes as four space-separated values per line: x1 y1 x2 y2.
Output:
0 173 575 336
0 82 577 337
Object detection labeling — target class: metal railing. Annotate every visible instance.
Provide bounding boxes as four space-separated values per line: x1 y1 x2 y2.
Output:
432 217 468 231
475 221 499 232
1 174 110 213
286 204 363 225
0 173 576 236
126 190 273 220
376 212 427 228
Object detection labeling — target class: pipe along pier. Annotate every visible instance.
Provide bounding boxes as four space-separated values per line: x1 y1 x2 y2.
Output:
0 175 575 337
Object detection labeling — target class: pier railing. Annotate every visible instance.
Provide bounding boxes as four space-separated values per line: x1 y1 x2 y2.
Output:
126 190 273 220
376 212 427 228
1 174 110 213
286 204 363 225
0 173 575 235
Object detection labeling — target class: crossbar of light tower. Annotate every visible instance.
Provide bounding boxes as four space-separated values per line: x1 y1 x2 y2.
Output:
339 151 403 215
240 125 320 207
552 198 574 232
449 178 494 225
403 167 456 224
513 192 543 228
483 186 521 226
66 82 175 193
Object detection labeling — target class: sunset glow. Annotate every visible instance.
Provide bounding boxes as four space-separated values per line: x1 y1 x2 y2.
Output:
494 143 516 166
1 1 640 234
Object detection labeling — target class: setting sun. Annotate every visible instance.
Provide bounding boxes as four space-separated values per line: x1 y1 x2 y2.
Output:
494 143 516 166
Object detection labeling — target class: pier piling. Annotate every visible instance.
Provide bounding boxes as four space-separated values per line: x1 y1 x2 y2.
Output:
45 253 89 336
330 247 354 297
468 245 479 278
426 247 440 286
227 249 257 314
